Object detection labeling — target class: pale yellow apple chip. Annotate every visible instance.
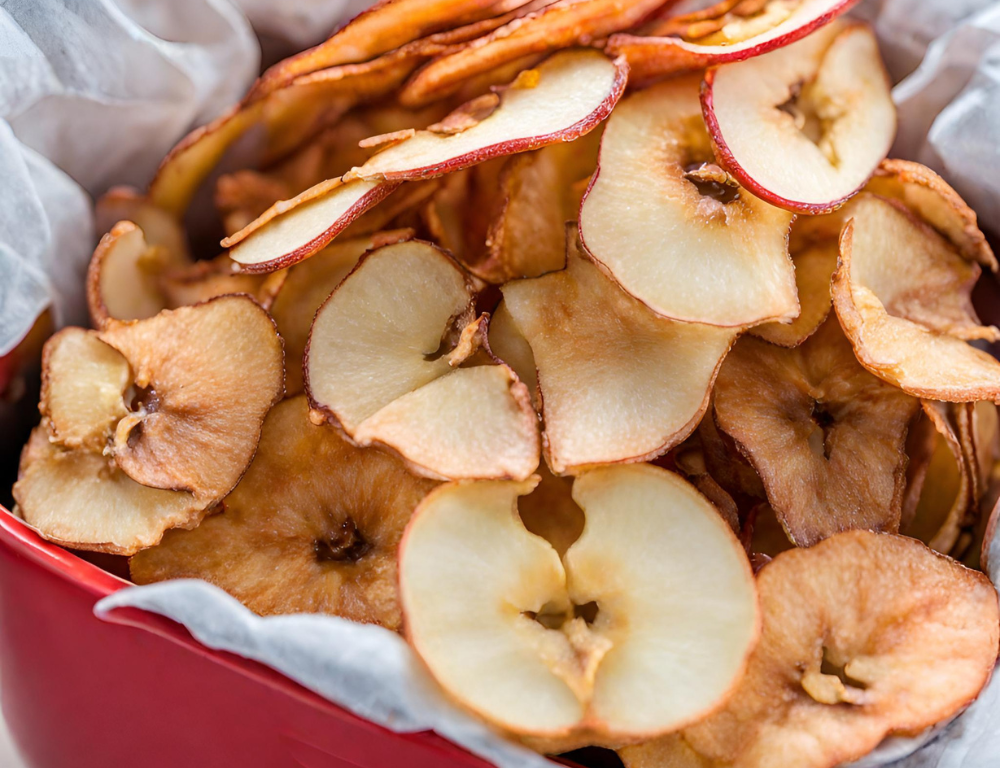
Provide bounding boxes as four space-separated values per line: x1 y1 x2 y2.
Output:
398 0 668 106
701 23 894 213
620 530 1000 768
713 319 919 547
487 299 538 406
306 240 539 481
579 75 796 327
502 245 737 474
399 464 758 746
833 194 1000 402
130 396 437 628
608 0 859 82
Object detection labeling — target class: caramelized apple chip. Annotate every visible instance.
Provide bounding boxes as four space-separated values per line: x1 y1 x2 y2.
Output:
620 531 1000 768
131 397 436 627
713 319 918 546
502 240 737 474
833 194 1000 402
579 75 797 327
306 239 539 481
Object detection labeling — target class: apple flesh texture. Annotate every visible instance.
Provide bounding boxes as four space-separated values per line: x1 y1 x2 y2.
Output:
399 464 758 744
702 23 895 212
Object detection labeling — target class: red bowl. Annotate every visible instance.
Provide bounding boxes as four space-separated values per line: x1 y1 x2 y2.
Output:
0 505 572 768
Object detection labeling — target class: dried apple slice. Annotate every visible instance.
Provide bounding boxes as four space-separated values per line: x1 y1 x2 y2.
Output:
713 319 919 547
579 75 796 327
399 464 758 746
502 244 737 474
398 0 667 106
608 0 859 82
156 255 286 310
702 23 895 213
130 396 436 627
866 159 997 271
487 299 538 405
620 530 1000 768
306 240 539 481
95 187 191 263
833 194 1000 402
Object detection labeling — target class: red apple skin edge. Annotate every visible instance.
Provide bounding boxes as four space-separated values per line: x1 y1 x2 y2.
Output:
699 67 882 215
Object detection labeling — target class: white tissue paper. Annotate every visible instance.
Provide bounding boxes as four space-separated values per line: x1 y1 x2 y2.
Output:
1 0 999 765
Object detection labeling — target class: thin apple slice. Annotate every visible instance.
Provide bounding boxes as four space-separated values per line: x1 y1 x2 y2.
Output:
399 464 758 745
621 530 1000 768
156 255 286 310
398 0 667 106
95 187 191 263
702 23 895 213
713 319 919 547
215 170 293 236
306 240 539 481
502 244 737 474
487 299 538 405
608 0 860 82
130 396 436 627
833 194 1000 402
866 159 997 271
579 75 796 327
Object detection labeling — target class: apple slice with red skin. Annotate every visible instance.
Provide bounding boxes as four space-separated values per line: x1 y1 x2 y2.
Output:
226 50 626 273
608 0 860 82
701 22 895 213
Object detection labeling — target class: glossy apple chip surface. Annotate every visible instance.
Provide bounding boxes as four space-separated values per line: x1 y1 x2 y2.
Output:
621 531 1000 768
503 245 737 474
307 240 539 481
609 0 860 82
399 464 758 745
131 396 437 627
713 319 918 547
833 194 1000 401
579 76 796 327
702 23 895 213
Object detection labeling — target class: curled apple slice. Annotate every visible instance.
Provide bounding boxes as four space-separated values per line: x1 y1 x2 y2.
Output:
621 530 1000 768
131 396 436 627
399 464 758 746
306 240 539 481
502 243 737 474
713 319 918 547
579 75 796 327
702 23 895 213
398 0 666 106
608 0 859 82
833 194 1000 402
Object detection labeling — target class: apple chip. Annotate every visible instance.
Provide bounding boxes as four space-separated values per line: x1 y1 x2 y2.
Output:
156 255 286 310
621 530 1000 768
502 245 737 474
95 187 191 263
487 299 538 406
608 0 859 82
833 194 1000 402
399 464 758 746
713 319 919 547
698 411 766 502
866 159 997 271
398 0 667 106
130 396 436 628
306 240 539 481
579 75 797 327
271 231 412 395
702 23 895 213
215 170 293 236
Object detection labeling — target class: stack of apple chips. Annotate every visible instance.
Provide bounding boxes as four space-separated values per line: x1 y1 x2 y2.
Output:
12 1 1000 766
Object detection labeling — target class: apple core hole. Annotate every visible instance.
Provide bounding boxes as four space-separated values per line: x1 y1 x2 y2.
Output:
424 311 468 362
821 647 868 691
809 400 836 460
315 517 373 564
127 384 159 415
683 162 741 205
523 600 600 630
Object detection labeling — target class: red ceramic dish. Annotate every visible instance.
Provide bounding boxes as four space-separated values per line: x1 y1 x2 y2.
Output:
0 505 574 768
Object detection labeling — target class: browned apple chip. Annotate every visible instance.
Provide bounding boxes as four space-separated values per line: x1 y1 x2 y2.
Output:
130 396 436 627
698 410 766 501
713 319 919 546
156 255 286 310
502 240 737 474
833 193 1000 402
485 299 538 406
620 530 1000 768
215 170 293 236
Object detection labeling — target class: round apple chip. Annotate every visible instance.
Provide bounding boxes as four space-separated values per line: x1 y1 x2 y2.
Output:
399 464 758 747
713 318 919 547
620 530 1000 768
579 75 797 328
306 239 539 481
131 396 436 627
502 241 737 474
701 22 895 213
833 193 1000 402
